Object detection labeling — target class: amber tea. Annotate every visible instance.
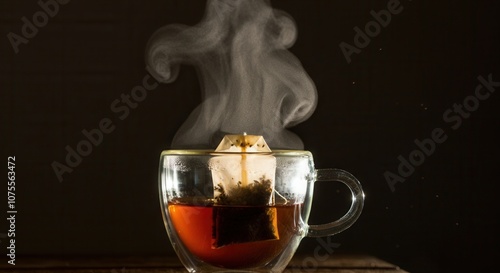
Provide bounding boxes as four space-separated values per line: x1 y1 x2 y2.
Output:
168 202 303 268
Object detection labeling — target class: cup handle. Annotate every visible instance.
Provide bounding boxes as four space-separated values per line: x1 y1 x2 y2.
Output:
306 168 365 237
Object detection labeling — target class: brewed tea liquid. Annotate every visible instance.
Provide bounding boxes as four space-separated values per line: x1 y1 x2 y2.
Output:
168 203 303 268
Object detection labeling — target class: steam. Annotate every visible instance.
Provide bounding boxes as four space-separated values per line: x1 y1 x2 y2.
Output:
146 0 317 149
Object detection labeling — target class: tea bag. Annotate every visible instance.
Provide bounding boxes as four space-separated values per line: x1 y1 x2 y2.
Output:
209 134 279 248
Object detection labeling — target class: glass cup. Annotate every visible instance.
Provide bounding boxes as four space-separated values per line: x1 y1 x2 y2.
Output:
159 150 364 273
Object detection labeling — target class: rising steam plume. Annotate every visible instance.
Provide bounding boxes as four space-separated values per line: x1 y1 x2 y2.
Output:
146 0 317 149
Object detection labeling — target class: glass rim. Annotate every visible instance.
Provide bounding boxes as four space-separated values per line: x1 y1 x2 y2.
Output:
160 149 313 157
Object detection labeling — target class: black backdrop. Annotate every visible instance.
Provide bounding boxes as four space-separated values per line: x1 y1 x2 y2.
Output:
1 0 499 272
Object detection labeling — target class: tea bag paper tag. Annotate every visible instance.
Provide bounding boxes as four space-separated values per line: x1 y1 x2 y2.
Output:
210 134 276 203
215 134 271 153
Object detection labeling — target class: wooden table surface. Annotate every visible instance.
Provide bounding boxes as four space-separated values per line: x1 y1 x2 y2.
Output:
0 254 409 273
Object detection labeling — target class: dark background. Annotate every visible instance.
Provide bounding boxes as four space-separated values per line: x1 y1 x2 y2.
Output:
1 0 499 272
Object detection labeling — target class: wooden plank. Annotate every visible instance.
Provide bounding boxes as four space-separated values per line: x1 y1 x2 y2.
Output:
0 269 409 272
0 270 170 273
288 254 400 269
0 255 409 273
0 269 409 273
0 256 181 269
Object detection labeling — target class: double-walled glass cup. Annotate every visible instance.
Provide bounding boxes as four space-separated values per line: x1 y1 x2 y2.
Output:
159 150 364 273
